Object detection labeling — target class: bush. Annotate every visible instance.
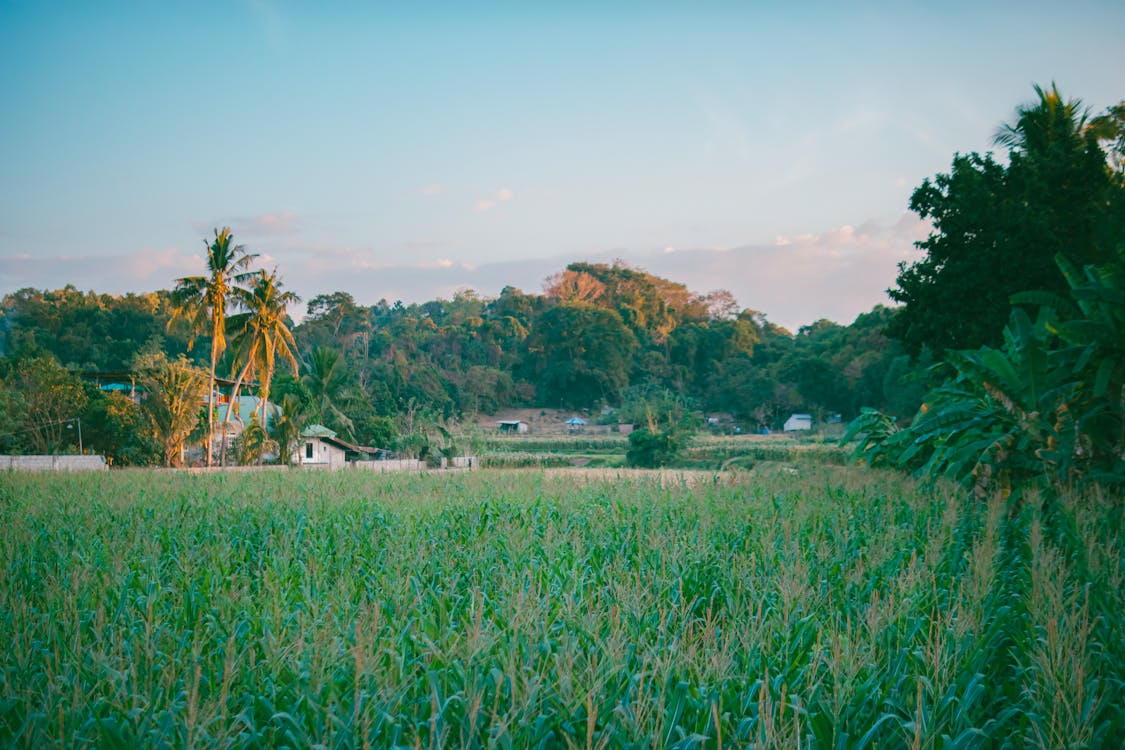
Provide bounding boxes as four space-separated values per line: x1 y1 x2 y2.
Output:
625 428 687 468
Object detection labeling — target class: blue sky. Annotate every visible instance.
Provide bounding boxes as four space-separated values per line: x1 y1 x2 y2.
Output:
2 1 1123 330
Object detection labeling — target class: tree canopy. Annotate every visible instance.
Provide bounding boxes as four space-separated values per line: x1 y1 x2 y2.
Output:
889 84 1125 355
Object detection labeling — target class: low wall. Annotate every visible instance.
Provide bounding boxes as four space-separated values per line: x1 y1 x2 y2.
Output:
352 459 426 473
1 455 108 472
184 465 289 474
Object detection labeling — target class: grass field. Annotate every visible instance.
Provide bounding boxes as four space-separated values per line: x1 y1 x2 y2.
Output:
1 467 1122 748
473 433 847 470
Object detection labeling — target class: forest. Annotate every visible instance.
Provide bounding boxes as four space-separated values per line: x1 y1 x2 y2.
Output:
0 258 925 465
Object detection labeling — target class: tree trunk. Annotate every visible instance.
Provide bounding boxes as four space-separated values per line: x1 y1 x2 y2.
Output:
221 359 254 467
257 371 272 466
206 347 217 468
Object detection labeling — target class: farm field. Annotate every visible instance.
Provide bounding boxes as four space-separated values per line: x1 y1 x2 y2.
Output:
1 467 1122 748
472 432 848 470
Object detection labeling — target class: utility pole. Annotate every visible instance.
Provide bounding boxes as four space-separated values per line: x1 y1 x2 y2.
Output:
65 417 83 454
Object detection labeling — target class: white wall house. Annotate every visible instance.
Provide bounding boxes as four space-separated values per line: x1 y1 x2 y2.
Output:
294 425 351 469
783 413 814 432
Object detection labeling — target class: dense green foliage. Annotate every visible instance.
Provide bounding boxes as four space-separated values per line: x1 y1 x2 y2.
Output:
1 469 1121 747
620 386 701 468
855 84 1125 502
849 252 1125 499
889 84 1125 354
285 274 920 445
0 265 922 460
0 286 196 369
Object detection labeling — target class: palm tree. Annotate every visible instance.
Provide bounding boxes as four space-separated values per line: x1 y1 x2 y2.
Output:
169 228 258 466
272 392 310 466
993 82 1092 154
301 346 356 438
223 269 300 463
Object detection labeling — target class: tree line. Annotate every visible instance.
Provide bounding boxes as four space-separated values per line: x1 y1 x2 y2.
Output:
0 255 923 465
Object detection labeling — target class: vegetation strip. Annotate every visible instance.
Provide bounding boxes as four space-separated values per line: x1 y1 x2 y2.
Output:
1 467 1121 747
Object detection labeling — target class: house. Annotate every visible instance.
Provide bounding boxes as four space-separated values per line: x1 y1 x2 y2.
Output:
783 413 814 432
218 395 280 433
294 424 366 468
497 420 529 434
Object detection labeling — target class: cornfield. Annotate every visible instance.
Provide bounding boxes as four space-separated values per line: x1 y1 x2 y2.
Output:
1 467 1121 748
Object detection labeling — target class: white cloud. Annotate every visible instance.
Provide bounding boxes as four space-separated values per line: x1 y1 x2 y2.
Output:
192 210 299 238
473 188 515 212
0 246 203 293
419 183 444 196
250 211 298 236
635 213 929 330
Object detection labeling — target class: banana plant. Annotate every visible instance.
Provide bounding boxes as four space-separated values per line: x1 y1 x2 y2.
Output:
847 250 1125 499
900 307 1081 498
1013 251 1125 487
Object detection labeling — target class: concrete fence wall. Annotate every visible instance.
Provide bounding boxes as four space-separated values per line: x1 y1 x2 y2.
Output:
351 459 426 473
0 455 475 474
1 455 108 472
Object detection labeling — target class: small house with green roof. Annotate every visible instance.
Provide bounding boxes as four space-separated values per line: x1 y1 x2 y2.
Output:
295 425 348 468
294 424 379 468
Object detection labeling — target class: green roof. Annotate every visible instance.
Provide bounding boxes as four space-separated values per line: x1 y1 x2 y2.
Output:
301 424 338 439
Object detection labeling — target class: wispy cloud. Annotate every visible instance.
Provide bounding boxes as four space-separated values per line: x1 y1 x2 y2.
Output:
474 187 515 212
245 0 287 49
418 183 444 196
251 213 929 329
635 212 929 329
192 211 300 239
0 246 202 292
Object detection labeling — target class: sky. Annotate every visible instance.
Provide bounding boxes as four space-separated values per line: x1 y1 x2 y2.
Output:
1 1 1123 331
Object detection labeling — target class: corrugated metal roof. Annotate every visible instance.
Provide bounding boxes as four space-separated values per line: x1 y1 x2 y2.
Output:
301 424 338 439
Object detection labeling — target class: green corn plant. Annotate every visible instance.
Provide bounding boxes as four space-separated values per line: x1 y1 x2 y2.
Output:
2 467 1122 747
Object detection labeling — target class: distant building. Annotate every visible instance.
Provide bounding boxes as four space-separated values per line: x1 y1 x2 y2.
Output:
294 424 375 468
565 416 587 433
497 420 529 434
783 413 814 432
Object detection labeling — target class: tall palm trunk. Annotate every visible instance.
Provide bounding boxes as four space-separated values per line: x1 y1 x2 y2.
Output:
169 228 259 469
207 344 218 467
220 357 254 466
258 378 270 466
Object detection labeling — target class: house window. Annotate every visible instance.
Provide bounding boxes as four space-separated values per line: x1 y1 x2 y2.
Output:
305 442 314 459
